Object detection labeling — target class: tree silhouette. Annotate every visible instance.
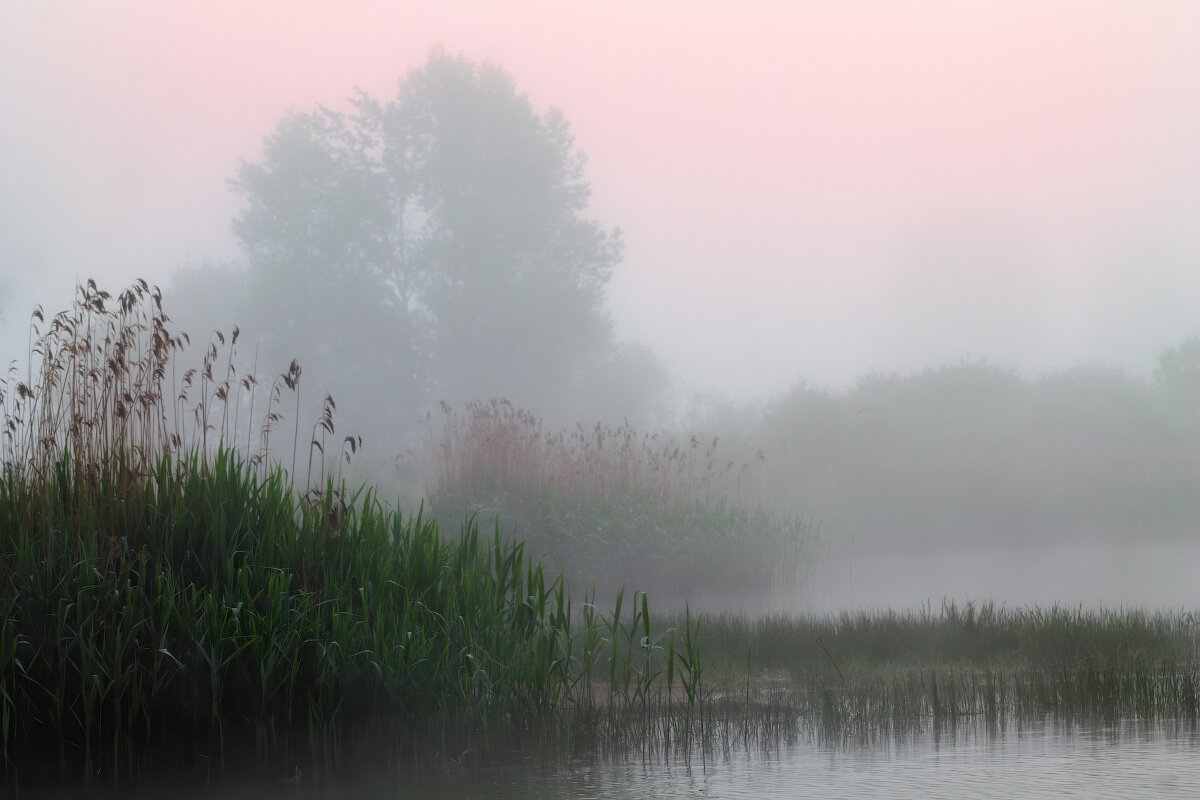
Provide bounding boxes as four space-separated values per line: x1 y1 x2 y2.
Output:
230 50 639 431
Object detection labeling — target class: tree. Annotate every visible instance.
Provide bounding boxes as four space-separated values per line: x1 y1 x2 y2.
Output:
1154 336 1200 397
228 50 636 435
1154 336 1200 434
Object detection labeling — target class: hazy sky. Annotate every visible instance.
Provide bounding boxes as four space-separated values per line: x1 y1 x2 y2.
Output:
2 2 1198 402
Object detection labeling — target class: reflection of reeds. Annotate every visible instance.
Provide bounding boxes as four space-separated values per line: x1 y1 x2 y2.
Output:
562 601 1198 757
687 600 1200 732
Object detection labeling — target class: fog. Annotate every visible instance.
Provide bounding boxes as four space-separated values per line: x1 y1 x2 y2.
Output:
2 3 1197 611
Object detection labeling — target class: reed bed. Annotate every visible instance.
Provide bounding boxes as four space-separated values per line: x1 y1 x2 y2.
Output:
687 601 1200 734
428 398 814 602
2 282 1195 788
0 451 723 785
0 281 720 787
503 601 1199 762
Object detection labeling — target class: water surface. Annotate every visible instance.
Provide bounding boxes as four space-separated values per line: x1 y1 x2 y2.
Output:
196 716 1198 799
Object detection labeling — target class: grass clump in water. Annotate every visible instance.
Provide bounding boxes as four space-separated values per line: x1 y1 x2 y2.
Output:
0 281 712 786
690 600 1200 733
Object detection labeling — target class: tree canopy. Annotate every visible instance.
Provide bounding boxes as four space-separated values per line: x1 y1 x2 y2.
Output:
228 50 652 437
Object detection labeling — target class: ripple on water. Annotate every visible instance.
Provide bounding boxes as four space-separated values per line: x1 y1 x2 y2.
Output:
115 717 1200 799
390 717 1200 800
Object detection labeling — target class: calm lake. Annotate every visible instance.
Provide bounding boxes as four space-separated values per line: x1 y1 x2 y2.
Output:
132 715 1197 799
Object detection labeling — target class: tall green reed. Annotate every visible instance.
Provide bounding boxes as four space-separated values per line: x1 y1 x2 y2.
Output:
0 281 711 785
688 601 1199 732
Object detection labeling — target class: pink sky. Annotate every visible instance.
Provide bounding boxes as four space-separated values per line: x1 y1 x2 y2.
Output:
2 2 1198 400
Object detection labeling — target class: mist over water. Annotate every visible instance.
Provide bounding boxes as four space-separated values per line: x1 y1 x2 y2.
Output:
1 4 1198 615
801 539 1200 614
5 12 1200 795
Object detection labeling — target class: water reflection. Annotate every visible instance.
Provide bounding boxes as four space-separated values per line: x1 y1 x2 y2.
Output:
185 716 1197 799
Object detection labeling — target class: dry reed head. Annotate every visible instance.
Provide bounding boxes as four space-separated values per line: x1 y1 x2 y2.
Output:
431 397 761 507
0 279 359 492
426 397 811 601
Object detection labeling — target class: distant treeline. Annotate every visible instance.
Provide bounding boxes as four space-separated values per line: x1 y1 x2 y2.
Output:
741 341 1198 551
423 343 1197 590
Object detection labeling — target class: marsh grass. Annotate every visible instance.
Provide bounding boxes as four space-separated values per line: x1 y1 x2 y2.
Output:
1 283 1195 788
0 452 719 785
689 601 1200 734
0 281 720 787
428 398 815 601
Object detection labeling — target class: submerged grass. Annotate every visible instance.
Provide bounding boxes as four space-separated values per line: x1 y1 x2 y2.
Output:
689 601 1200 735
